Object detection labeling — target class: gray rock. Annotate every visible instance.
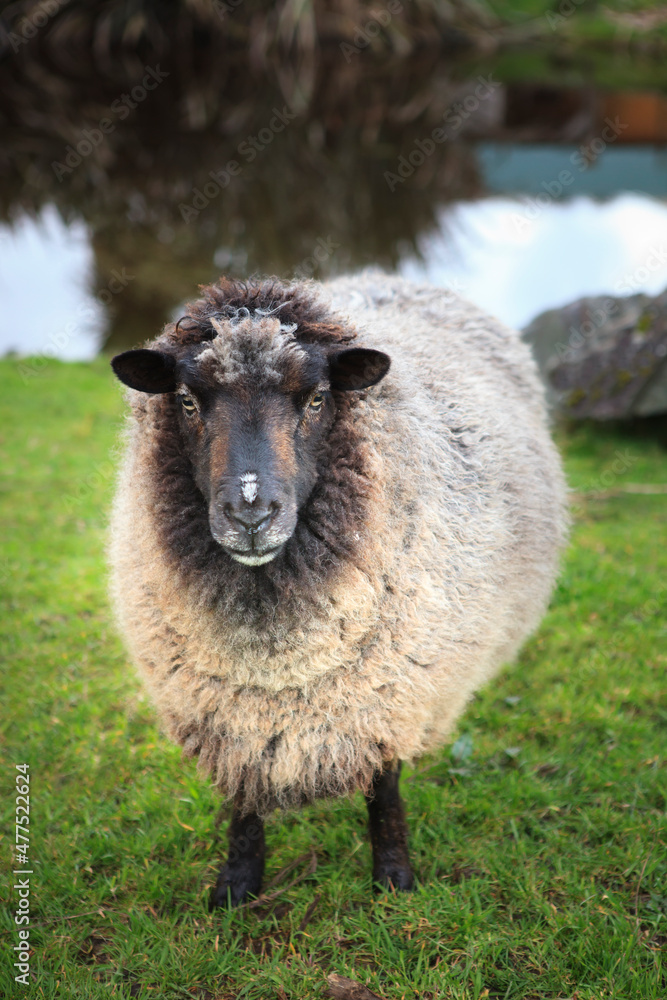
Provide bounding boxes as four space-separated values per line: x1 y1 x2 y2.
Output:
522 290 667 419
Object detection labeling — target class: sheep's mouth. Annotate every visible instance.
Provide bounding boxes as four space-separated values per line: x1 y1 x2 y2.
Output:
208 508 296 567
224 545 284 567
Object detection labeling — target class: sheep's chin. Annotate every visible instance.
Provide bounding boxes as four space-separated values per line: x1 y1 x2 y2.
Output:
228 550 281 567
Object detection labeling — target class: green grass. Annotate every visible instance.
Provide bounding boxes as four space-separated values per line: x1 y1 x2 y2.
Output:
449 0 663 98
1 358 665 1000
481 0 667 92
488 0 667 31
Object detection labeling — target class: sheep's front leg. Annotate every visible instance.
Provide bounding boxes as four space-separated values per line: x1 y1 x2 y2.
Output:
365 759 414 891
210 803 265 909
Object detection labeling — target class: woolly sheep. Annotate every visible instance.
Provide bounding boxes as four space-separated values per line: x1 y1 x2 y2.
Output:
109 272 568 906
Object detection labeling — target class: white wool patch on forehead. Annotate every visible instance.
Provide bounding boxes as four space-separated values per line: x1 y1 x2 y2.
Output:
195 315 305 386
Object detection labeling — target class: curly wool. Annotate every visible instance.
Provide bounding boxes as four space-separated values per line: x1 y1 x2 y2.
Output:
109 273 569 816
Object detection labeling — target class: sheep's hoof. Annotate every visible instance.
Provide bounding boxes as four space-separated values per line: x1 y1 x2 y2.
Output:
209 861 263 910
373 863 415 893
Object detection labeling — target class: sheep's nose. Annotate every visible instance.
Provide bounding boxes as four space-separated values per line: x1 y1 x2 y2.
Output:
225 503 279 535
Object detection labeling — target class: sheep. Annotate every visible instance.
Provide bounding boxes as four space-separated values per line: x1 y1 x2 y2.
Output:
109 272 568 907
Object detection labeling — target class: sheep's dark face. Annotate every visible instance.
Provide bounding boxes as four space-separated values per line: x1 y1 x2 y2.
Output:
112 315 390 567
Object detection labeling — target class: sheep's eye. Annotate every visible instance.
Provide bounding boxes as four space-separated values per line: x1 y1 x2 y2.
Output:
180 396 197 415
309 393 324 410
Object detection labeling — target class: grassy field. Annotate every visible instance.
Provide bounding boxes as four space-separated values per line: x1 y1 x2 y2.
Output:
0 357 665 999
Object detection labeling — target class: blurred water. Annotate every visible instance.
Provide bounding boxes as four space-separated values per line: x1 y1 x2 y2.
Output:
401 192 667 329
477 144 667 199
1 153 666 360
0 206 103 360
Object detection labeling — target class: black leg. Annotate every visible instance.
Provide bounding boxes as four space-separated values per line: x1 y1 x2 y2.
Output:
365 759 414 892
209 802 265 910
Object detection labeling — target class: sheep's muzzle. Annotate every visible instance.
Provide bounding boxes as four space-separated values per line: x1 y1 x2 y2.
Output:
209 472 298 567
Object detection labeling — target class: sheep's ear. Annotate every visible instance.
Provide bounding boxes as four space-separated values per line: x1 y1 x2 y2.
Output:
111 349 177 394
328 348 391 390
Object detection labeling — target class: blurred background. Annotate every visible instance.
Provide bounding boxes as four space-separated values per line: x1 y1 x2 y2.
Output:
2 8 666 996
2 0 667 420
